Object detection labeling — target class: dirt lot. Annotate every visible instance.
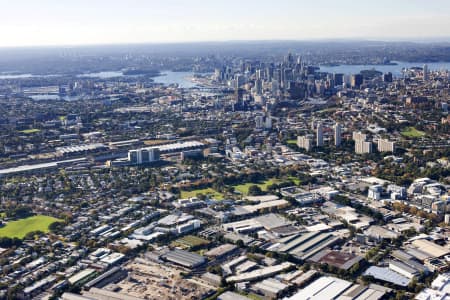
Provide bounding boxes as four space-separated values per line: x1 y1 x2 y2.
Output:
112 259 216 300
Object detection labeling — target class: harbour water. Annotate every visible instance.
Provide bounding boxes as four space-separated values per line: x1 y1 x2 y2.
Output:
152 71 198 88
2 62 449 81
318 61 450 77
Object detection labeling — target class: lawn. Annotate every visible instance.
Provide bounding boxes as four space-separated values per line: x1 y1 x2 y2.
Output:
0 215 63 239
287 139 297 145
180 187 224 200
287 176 301 185
401 127 425 138
233 178 278 195
19 128 41 134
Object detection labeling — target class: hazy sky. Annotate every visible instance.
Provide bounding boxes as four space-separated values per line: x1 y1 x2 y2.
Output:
1 0 449 47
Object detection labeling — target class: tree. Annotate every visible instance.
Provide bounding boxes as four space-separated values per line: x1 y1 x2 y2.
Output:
6 206 32 219
349 262 360 275
248 185 264 196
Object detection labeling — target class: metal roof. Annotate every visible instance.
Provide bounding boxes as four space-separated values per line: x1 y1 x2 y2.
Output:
364 266 410 287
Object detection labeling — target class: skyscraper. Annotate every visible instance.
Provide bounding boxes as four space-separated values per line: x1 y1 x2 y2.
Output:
383 72 393 82
255 115 264 129
316 122 323 147
333 73 344 86
423 64 429 81
351 74 363 88
334 123 342 147
254 79 262 95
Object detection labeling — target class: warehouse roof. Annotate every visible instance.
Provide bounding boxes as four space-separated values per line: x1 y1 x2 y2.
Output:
287 276 352 300
411 239 450 258
309 250 363 270
253 278 288 295
205 244 237 258
217 291 251 300
161 249 205 268
364 266 410 287
226 262 294 283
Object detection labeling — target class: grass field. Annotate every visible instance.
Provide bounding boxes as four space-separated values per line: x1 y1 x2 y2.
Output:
171 235 210 249
287 139 297 145
0 215 63 239
287 176 301 185
180 188 224 200
401 127 425 138
233 178 279 195
19 128 41 134
233 177 303 195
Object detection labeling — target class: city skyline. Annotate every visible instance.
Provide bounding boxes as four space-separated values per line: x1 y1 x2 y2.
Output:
1 0 450 47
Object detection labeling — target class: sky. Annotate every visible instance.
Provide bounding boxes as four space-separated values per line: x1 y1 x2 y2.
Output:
0 0 449 47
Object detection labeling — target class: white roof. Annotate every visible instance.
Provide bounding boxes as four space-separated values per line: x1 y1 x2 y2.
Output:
287 276 352 300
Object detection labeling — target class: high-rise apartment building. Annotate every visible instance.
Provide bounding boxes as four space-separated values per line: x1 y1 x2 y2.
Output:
334 123 342 147
377 138 395 152
316 122 323 147
355 140 372 154
297 135 313 151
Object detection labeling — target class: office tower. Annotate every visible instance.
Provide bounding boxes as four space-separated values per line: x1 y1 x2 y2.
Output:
128 150 138 164
283 68 293 86
235 74 245 88
128 148 160 164
286 81 307 99
265 65 274 81
316 122 323 147
271 80 279 95
254 79 263 95
351 74 363 88
377 139 395 152
273 68 282 84
256 69 262 80
334 123 342 147
285 52 294 66
333 73 344 86
235 88 244 102
255 115 264 129
214 68 223 81
423 64 429 81
383 72 393 82
297 135 313 151
265 116 272 129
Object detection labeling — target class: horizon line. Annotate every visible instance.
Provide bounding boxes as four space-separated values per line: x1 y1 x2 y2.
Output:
1 37 450 50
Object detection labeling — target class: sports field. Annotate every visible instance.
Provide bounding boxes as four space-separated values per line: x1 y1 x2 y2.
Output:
0 215 63 239
180 188 224 200
19 128 41 134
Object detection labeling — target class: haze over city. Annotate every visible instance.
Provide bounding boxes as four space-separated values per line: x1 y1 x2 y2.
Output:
1 0 450 47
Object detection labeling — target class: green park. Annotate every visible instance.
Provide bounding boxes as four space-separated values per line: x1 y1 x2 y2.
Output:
0 215 63 239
